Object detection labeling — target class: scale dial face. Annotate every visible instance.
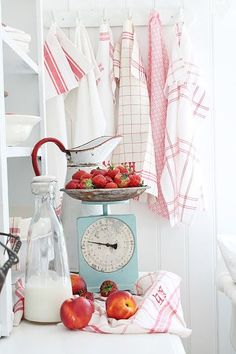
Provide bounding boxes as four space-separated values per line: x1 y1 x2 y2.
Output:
81 217 135 273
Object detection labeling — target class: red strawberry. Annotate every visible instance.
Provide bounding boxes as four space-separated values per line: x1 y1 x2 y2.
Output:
78 178 94 189
72 169 87 181
114 173 130 188
106 166 120 179
105 182 118 189
80 172 92 180
91 168 107 176
100 280 118 297
128 174 142 187
105 175 113 183
81 291 94 302
65 180 78 189
92 174 107 188
116 164 129 174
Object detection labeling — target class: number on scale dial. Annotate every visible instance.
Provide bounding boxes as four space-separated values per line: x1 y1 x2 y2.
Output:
81 217 134 273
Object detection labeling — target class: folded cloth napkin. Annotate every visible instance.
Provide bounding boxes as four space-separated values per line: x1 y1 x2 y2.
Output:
13 278 24 326
112 19 158 198
83 271 191 337
160 22 209 226
2 24 25 34
96 22 116 136
6 32 31 43
146 11 169 217
44 24 91 100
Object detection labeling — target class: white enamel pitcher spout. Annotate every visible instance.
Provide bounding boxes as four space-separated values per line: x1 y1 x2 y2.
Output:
31 136 122 272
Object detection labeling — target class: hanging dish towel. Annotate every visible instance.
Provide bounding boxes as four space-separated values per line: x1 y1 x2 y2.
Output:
96 22 116 136
160 22 209 226
44 24 91 100
112 19 157 198
65 22 106 146
81 271 191 336
147 11 169 218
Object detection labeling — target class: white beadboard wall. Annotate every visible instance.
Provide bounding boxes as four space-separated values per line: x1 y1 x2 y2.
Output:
41 0 234 354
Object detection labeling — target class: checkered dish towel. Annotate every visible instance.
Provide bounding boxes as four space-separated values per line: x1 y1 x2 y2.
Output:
44 23 91 100
160 22 209 226
112 19 158 198
147 11 169 218
83 271 191 337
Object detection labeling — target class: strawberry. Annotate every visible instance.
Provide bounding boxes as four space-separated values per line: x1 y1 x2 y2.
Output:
100 280 118 297
114 173 130 188
91 168 107 176
72 169 87 181
78 178 94 189
92 174 107 188
105 175 113 183
105 182 118 189
116 164 129 174
128 174 142 187
106 166 120 179
80 172 93 180
65 180 78 189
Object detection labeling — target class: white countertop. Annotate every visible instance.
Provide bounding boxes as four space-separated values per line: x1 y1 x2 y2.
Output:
0 320 186 354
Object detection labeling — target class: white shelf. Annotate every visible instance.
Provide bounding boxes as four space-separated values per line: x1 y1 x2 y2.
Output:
2 31 39 74
6 146 40 158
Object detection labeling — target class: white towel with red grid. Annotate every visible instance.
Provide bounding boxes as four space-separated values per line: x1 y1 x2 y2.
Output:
65 22 106 146
146 11 169 218
111 19 157 198
160 22 209 226
84 271 191 337
96 22 116 136
44 24 91 100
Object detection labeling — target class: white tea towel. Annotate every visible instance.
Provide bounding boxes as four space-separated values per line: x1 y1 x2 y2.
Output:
147 11 169 217
82 271 191 337
96 22 116 135
6 32 31 43
112 19 157 198
65 22 106 146
46 95 68 210
44 24 91 100
161 23 209 226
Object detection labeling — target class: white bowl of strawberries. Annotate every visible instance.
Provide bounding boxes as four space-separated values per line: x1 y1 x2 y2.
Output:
61 164 149 202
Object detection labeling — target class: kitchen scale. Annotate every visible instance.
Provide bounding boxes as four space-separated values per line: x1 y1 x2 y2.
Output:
31 136 148 292
77 201 138 292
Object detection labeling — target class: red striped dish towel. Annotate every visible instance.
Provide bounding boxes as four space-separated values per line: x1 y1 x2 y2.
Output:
13 278 24 326
96 22 116 135
161 22 209 226
147 11 169 218
112 19 158 198
83 271 191 336
44 24 91 100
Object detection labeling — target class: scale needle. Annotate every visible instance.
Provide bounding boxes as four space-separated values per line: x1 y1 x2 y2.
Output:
88 241 118 249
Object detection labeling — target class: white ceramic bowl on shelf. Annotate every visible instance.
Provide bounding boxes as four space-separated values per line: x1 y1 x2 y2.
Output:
6 114 41 146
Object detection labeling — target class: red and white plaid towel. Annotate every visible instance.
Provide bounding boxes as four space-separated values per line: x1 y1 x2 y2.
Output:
160 22 209 226
112 19 157 198
83 271 191 336
13 278 24 326
44 24 91 100
96 22 116 135
147 11 169 218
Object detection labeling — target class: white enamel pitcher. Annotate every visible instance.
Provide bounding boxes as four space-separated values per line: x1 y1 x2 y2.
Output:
31 136 122 271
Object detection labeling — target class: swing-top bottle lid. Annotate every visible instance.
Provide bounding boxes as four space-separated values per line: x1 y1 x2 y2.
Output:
31 175 57 194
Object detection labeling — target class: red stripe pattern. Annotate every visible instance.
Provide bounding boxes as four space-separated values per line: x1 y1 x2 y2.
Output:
161 22 209 226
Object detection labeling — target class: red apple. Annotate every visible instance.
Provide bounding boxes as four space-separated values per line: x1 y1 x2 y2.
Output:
80 291 95 312
60 297 93 330
106 290 138 320
70 274 87 295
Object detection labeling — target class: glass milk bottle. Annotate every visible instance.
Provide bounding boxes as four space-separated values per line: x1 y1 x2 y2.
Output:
24 176 72 323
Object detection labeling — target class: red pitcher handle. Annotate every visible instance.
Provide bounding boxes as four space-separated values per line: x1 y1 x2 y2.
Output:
31 137 67 176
